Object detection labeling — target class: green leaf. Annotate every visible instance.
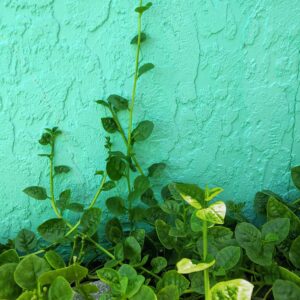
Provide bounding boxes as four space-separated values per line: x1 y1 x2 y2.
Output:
160 200 179 215
138 63 155 77
39 132 52 145
147 162 166 177
210 279 253 300
106 156 126 181
267 197 300 234
0 249 19 266
291 166 300 190
39 264 88 286
131 32 147 44
16 291 35 300
141 188 158 207
124 236 141 263
171 183 205 209
273 279 300 300
80 207 102 236
14 255 50 290
157 285 179 300
131 229 146 249
132 121 154 142
135 2 153 14
97 268 120 285
157 270 190 296
235 222 261 250
105 218 123 244
15 229 37 253
49 276 73 300
151 257 167 274
38 218 69 243
54 165 71 174
215 246 241 271
129 206 146 222
106 197 126 215
155 220 176 250
96 100 109 107
190 211 204 232
289 236 300 268
130 285 157 300
101 117 118 133
177 258 215 274
134 175 150 194
103 181 116 191
205 187 223 201
23 186 47 200
67 202 84 212
45 251 66 269
56 189 71 212
279 266 300 286
0 263 21 299
261 218 290 245
196 201 226 224
107 94 129 111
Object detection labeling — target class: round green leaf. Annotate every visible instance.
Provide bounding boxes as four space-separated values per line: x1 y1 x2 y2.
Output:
261 218 290 245
0 249 19 266
49 276 73 300
38 218 69 243
130 285 157 300
106 197 126 215
15 229 37 253
157 285 179 300
132 120 154 142
106 156 126 181
107 94 129 111
155 220 176 250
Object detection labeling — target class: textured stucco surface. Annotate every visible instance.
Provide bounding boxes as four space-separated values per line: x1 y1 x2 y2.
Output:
0 0 300 240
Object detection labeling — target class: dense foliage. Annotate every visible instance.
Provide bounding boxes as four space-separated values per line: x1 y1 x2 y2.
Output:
1 1 300 299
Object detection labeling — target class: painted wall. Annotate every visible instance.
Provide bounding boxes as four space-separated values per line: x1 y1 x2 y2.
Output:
0 0 299 241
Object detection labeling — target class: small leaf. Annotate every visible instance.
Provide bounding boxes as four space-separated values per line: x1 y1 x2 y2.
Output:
160 200 180 215
106 157 126 181
67 202 84 212
80 208 102 236
131 32 147 44
107 94 129 111
132 120 154 142
45 251 66 269
138 63 155 77
15 229 37 253
135 2 153 14
273 279 300 300
141 188 157 207
151 257 167 274
196 201 226 224
39 132 52 145
134 175 150 194
48 276 73 300
106 197 126 215
205 186 223 201
54 165 71 174
97 268 120 285
261 218 290 245
56 189 71 212
105 218 123 244
38 219 69 243
157 285 179 300
101 117 118 133
96 100 109 107
124 236 141 263
23 186 47 200
215 246 241 271
155 220 176 250
291 166 300 190
177 258 215 274
148 162 166 177
103 181 116 191
14 255 50 290
289 236 300 268
211 279 253 300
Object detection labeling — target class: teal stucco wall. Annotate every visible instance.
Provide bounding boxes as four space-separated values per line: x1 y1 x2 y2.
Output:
0 0 300 240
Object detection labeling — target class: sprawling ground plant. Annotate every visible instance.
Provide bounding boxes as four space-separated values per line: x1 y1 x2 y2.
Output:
0 1 299 300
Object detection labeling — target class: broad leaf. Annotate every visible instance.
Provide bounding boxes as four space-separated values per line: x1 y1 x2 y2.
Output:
106 197 126 215
124 236 141 263
261 218 290 245
291 166 300 190
215 246 241 271
105 218 123 244
38 218 69 243
157 285 179 300
49 276 73 300
196 201 226 224
80 207 102 236
132 121 154 142
273 279 300 300
148 162 166 177
235 222 261 249
15 229 37 253
130 285 157 300
14 255 50 290
138 63 155 77
23 186 47 200
106 156 126 181
177 258 215 274
151 257 167 274
0 263 21 299
172 183 204 208
108 94 129 111
101 117 118 133
155 220 176 250
0 249 19 266
45 251 66 269
211 279 253 300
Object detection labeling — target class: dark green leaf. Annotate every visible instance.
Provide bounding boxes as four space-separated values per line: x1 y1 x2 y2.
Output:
148 163 166 177
141 188 157 206
14 255 50 290
106 157 126 181
106 197 126 215
108 94 129 111
235 222 261 250
67 202 84 212
96 100 109 107
138 63 155 77
291 166 300 190
56 189 71 213
38 219 69 243
132 121 154 142
130 32 147 44
23 186 48 200
289 236 300 268
48 276 73 300
160 200 180 215
15 229 37 253
124 236 141 263
0 249 19 266
273 279 300 300
155 220 176 250
134 175 150 194
261 218 290 245
39 132 52 145
151 257 167 274
80 208 102 236
157 285 179 300
45 251 66 269
103 181 116 191
105 218 123 244
54 165 71 174
0 263 21 299
215 246 241 271
101 117 118 133
135 2 153 14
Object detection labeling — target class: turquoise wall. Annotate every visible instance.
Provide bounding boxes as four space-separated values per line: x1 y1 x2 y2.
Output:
0 0 299 240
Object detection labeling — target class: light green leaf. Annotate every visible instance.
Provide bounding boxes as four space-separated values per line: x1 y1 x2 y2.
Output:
205 187 223 201
211 279 253 300
157 285 179 300
177 258 215 274
151 257 167 274
45 251 66 269
49 276 73 300
196 201 226 224
130 285 157 300
16 291 35 300
279 266 300 286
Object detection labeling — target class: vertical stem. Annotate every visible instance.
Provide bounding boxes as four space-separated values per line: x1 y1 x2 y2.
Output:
203 220 211 300
49 140 62 218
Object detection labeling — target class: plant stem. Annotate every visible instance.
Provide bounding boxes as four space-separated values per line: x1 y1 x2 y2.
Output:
127 0 143 156
203 220 211 300
88 172 107 208
85 235 115 260
140 266 161 280
239 267 261 277
49 140 62 218
263 287 272 300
